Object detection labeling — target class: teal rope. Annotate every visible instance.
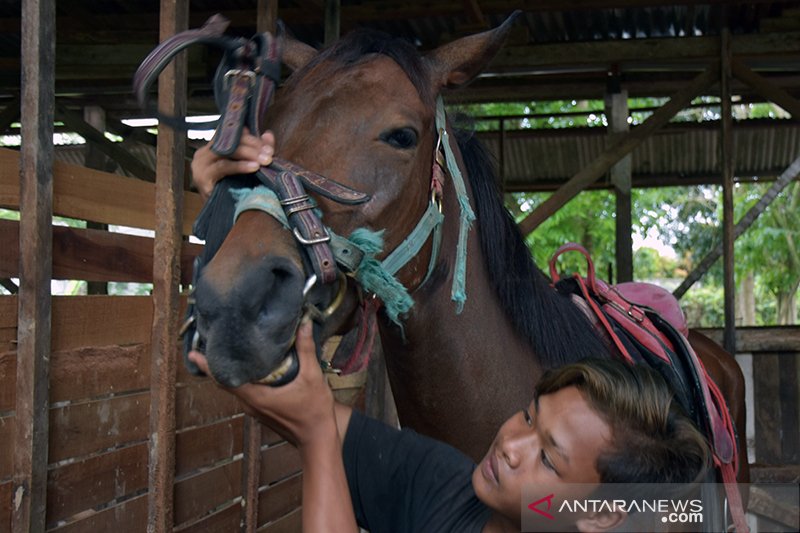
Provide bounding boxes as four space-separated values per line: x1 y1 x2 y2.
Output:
230 186 413 327
436 96 475 314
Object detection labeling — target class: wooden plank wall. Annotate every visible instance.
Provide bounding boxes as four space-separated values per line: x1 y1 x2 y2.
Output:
697 326 800 477
1 149 303 531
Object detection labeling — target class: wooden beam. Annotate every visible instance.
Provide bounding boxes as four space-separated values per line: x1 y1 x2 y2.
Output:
146 0 187 531
448 72 800 105
56 104 156 182
517 65 718 235
257 0 278 33
694 325 800 353
0 148 203 235
673 154 800 299
324 0 341 46
731 57 800 119
242 418 262 533
721 27 736 354
13 0 54 531
606 88 632 283
490 30 800 73
83 105 110 295
0 219 201 285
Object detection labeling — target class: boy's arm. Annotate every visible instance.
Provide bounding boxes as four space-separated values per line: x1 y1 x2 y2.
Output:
188 322 357 532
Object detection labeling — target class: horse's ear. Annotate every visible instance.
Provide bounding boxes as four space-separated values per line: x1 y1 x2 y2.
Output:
425 11 519 89
278 22 317 72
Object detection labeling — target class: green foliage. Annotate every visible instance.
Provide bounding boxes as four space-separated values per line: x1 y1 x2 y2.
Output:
634 247 679 279
680 285 725 327
512 189 617 277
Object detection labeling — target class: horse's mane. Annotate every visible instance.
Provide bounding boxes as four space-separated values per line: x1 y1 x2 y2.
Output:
454 128 611 367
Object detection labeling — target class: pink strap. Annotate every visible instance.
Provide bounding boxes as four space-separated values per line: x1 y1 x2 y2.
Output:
549 242 599 294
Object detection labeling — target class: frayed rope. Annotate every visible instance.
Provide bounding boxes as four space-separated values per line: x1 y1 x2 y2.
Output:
230 186 413 328
347 229 414 327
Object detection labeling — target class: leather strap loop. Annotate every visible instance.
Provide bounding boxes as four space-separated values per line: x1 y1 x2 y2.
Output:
276 171 338 284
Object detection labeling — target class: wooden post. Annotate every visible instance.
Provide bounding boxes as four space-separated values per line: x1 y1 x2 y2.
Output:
499 117 506 194
606 87 632 283
517 66 718 235
324 0 341 46
84 105 109 295
257 0 278 33
147 0 187 531
721 27 737 354
13 0 54 531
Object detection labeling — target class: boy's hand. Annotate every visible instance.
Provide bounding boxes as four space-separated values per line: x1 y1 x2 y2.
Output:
191 129 275 200
188 319 336 448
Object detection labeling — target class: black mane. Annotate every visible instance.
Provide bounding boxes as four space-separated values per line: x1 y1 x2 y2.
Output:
454 129 611 367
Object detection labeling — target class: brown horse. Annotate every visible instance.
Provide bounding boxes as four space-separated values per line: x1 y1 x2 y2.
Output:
189 19 749 491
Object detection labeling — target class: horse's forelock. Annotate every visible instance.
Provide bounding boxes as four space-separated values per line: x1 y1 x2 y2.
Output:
284 29 434 108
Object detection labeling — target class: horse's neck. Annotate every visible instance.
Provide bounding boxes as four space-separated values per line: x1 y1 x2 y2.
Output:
379 229 541 462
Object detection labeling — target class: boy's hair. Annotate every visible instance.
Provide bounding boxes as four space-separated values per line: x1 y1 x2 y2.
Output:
534 358 710 486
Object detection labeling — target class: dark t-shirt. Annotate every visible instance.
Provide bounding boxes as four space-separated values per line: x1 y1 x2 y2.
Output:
343 410 492 533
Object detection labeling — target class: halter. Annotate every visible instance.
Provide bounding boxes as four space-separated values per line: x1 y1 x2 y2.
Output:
137 15 475 383
229 96 474 323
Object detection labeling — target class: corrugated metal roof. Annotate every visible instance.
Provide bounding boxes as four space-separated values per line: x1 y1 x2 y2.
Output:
478 118 800 190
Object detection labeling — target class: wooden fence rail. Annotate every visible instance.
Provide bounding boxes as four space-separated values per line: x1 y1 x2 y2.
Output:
1 149 303 531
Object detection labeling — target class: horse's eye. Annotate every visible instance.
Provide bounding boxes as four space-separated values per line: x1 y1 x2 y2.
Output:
380 128 418 150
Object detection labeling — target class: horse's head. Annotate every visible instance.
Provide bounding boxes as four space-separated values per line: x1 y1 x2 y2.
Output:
190 16 517 387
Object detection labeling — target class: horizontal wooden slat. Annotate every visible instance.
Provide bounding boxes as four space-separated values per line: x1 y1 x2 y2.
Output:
174 501 241 533
0 416 13 481
0 219 201 284
48 493 147 533
260 442 302 487
50 344 151 402
46 443 148 525
0 147 202 234
257 473 303 527
176 381 243 430
49 392 149 463
175 416 244 478
0 296 154 352
750 464 800 483
174 459 242 527
258 507 302 533
3 345 150 411
694 326 800 353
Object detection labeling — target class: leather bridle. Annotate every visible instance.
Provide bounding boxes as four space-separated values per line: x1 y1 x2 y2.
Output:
135 14 464 384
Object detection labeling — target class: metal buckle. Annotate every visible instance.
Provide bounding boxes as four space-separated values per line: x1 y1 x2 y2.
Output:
431 189 443 213
293 227 331 245
224 69 256 89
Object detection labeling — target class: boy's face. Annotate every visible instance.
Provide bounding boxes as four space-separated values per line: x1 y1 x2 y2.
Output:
472 386 613 529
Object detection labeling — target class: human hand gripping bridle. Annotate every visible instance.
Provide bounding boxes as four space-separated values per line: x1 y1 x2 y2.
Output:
134 14 473 386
